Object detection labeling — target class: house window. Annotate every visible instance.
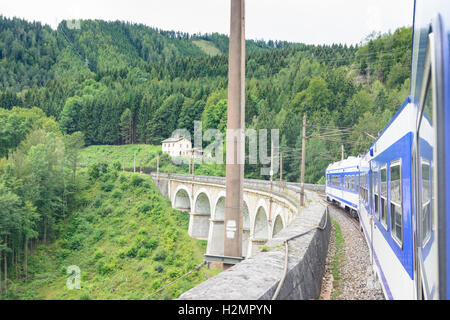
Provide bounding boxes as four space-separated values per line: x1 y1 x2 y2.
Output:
390 160 402 245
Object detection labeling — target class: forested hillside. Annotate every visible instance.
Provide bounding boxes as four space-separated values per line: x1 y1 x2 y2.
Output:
0 16 412 184
0 15 413 300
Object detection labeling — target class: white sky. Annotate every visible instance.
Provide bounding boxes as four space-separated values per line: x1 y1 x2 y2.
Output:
0 0 414 45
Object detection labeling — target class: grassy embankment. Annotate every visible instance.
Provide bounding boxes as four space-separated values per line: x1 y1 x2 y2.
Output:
8 164 220 300
330 218 345 299
78 144 225 177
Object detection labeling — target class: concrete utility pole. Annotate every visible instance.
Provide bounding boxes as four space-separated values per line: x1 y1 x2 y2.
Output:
223 0 245 270
189 155 191 175
280 152 283 182
156 154 159 181
341 144 344 161
300 115 306 207
270 138 274 189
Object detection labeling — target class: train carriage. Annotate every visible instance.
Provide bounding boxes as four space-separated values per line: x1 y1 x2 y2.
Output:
325 157 360 218
325 0 450 299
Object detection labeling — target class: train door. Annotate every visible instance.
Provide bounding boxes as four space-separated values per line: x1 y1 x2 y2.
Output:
415 23 442 299
369 162 375 266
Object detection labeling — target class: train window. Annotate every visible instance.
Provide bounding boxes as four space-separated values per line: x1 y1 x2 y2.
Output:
356 174 359 193
366 174 369 202
359 174 362 198
360 174 364 201
390 160 402 246
374 170 379 220
421 159 431 245
380 165 388 229
364 173 368 203
418 73 435 248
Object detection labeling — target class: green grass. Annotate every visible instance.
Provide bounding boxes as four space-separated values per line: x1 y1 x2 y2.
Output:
192 40 222 56
79 144 225 177
331 218 345 300
7 166 220 300
79 144 161 169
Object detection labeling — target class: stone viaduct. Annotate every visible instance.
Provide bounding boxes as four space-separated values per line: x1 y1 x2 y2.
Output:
150 172 324 260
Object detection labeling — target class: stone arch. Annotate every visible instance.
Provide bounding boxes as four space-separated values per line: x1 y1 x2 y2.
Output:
172 185 191 211
272 213 284 237
189 188 212 240
206 191 225 256
254 205 269 240
242 200 250 229
194 189 212 215
213 191 226 220
242 200 250 257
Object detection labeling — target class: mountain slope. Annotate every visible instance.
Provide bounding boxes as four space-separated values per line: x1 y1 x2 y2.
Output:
8 168 216 300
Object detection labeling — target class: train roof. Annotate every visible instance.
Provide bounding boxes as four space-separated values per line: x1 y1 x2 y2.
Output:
326 156 361 173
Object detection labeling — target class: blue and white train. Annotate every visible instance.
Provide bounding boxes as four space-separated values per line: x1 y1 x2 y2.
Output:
325 0 450 299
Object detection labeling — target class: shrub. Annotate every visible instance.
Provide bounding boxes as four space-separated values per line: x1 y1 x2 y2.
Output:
138 202 152 214
119 249 127 259
80 292 91 300
94 249 103 260
57 249 71 261
112 161 121 171
96 260 115 275
101 182 114 192
138 228 147 235
119 174 128 183
112 189 122 199
92 230 105 242
154 264 164 273
151 280 162 290
126 245 138 258
88 164 100 180
93 197 103 208
153 248 167 262
137 248 148 259
145 237 158 250
69 234 85 251
130 175 144 187
102 205 113 216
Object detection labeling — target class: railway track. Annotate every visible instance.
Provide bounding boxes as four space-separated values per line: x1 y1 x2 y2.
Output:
318 193 385 300
318 194 363 236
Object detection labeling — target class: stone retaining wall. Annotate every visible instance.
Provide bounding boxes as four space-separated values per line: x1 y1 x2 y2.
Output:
178 197 331 300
